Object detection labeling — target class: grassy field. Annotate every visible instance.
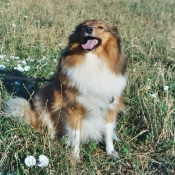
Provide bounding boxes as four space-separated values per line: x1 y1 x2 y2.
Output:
0 0 175 174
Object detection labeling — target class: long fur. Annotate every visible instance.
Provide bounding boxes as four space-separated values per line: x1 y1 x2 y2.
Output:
5 20 127 160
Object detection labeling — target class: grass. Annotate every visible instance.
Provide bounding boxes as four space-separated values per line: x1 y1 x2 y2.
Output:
0 0 175 174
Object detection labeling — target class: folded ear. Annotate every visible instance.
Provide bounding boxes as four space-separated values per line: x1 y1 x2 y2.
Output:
110 26 119 34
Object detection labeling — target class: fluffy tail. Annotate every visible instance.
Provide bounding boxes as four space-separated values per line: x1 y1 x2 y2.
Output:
5 97 32 124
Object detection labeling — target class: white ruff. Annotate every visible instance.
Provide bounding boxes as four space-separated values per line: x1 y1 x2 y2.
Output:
64 52 126 143
64 53 126 99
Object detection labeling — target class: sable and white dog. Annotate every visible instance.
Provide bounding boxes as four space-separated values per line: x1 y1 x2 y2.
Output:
6 20 127 161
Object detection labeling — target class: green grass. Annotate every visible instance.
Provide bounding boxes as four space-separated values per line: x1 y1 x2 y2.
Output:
0 0 175 174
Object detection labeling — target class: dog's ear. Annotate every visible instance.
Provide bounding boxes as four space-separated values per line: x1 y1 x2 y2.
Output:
110 26 119 35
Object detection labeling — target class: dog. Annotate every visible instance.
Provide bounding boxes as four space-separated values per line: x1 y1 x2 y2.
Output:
6 20 127 161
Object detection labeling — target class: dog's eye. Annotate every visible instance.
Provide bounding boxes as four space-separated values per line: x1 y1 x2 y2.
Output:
82 25 87 29
98 26 104 29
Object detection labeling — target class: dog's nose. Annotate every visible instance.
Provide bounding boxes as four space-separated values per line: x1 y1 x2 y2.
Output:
85 26 93 34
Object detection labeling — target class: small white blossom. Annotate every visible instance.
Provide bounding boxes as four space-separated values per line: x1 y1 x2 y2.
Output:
6 3 10 5
53 59 57 62
12 24 16 28
133 68 136 72
15 56 20 60
49 72 54 75
0 55 4 59
147 86 151 90
59 43 63 47
14 66 24 72
39 57 46 64
24 15 29 19
171 46 174 49
37 155 49 168
30 58 35 62
24 66 30 71
164 86 169 91
21 60 27 65
24 155 36 167
150 93 157 98
0 65 6 70
10 56 15 59
17 64 22 67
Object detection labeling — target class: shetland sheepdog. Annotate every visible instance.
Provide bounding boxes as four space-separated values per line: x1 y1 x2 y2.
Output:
6 20 127 161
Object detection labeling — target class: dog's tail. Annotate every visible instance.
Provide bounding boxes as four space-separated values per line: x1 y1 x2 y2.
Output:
5 97 33 125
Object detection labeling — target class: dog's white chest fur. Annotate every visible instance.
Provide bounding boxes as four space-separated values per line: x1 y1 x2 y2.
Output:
66 53 126 98
65 53 126 142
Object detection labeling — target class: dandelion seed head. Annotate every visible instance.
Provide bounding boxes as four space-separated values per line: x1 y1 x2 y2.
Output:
24 156 36 167
37 155 49 168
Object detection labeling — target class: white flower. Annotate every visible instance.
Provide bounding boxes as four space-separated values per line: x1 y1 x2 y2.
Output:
10 56 15 59
0 55 4 59
24 15 29 19
24 66 30 71
171 46 174 49
15 56 20 60
21 60 27 65
37 155 49 168
17 64 22 67
147 86 151 90
0 65 6 70
12 24 16 28
53 59 57 62
24 155 36 167
133 68 136 72
150 93 157 98
59 43 63 47
164 86 169 91
49 72 54 75
39 57 46 64
14 66 24 72
26 58 35 62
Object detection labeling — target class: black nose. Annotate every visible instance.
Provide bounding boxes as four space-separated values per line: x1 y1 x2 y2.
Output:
85 26 93 34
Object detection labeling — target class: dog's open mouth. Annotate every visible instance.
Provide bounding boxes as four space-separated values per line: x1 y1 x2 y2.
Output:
81 37 100 51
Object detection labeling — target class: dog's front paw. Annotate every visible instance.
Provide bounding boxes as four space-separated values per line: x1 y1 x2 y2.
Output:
107 150 120 160
70 152 81 163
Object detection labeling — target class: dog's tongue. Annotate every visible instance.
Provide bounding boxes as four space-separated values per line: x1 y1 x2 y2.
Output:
81 39 98 50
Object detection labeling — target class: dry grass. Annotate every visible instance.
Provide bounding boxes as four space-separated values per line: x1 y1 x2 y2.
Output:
0 0 175 174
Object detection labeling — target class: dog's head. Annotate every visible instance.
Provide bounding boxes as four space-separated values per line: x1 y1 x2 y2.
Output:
69 20 121 52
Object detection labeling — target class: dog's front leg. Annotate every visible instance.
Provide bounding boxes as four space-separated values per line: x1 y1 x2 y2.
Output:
70 129 81 161
105 110 120 159
67 107 83 161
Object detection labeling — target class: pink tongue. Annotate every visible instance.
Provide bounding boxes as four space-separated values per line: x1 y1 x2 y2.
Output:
81 39 98 50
